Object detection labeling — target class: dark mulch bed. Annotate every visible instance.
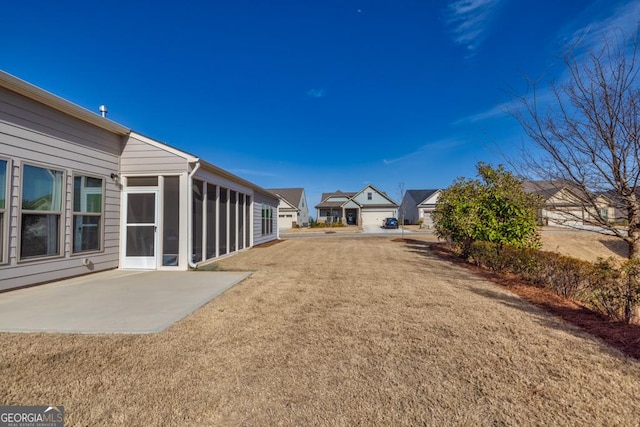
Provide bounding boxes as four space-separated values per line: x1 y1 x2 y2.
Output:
253 239 286 248
428 242 640 361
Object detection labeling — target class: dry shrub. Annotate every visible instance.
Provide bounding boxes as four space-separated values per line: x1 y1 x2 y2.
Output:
589 258 640 324
469 241 640 323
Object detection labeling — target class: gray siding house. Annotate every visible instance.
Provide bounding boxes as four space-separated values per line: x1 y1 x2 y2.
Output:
523 180 614 227
316 185 398 226
401 189 440 226
0 70 278 291
268 188 310 229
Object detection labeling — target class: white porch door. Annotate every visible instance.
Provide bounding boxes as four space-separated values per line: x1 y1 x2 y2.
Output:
122 191 158 269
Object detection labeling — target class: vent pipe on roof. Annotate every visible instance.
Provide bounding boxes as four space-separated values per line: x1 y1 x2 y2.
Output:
99 105 108 118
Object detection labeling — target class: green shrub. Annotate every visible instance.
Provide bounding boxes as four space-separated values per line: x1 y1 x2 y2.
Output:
433 163 541 256
310 218 328 228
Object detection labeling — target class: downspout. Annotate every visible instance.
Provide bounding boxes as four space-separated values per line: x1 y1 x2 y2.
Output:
187 161 201 269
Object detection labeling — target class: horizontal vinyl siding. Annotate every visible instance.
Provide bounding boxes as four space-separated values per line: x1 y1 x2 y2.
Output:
353 186 396 206
0 259 119 292
404 207 420 225
0 125 118 174
121 135 188 174
0 88 122 291
253 193 278 246
0 87 123 156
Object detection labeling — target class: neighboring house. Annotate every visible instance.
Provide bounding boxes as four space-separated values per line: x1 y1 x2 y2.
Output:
316 185 399 226
401 189 440 226
0 70 278 292
523 180 614 226
600 189 639 224
268 188 310 229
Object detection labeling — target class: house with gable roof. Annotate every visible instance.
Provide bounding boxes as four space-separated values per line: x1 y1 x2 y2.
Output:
523 180 614 226
315 185 399 227
268 187 309 229
401 189 441 226
0 70 279 291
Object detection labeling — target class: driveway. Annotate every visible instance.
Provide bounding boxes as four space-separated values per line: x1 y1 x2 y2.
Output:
0 269 250 333
362 224 411 234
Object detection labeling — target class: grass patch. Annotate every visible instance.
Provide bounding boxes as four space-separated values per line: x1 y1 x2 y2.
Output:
1 237 638 425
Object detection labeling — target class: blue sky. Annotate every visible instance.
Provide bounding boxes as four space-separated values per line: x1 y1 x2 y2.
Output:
1 0 638 212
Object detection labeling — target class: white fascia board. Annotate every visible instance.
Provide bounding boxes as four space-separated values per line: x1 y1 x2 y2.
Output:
342 199 361 208
277 197 298 211
419 190 441 206
198 159 278 201
129 131 199 163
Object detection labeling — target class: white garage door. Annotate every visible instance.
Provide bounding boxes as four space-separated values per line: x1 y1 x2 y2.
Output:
278 214 294 230
545 209 583 226
361 211 395 227
423 211 434 227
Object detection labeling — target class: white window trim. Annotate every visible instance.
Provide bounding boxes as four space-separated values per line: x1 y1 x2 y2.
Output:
71 173 105 255
18 161 66 262
0 157 10 265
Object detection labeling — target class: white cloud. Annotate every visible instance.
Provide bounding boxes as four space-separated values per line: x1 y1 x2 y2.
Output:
383 138 466 165
454 87 561 124
445 0 502 52
568 0 640 51
306 88 326 98
453 102 511 125
529 0 640 114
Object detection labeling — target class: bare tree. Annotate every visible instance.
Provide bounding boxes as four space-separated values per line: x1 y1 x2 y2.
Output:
514 29 640 259
397 182 406 238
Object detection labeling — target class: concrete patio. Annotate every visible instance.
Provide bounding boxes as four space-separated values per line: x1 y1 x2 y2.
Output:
0 269 251 334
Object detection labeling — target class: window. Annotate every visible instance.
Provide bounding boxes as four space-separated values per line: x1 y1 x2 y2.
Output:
127 176 158 187
206 183 217 259
192 180 204 262
219 187 228 255
21 164 64 259
261 205 273 235
73 175 104 253
238 193 245 250
163 176 180 266
230 191 237 252
367 192 372 200
0 160 7 262
245 195 251 246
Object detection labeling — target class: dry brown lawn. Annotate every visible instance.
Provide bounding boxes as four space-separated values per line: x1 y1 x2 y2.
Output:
540 227 629 262
1 237 640 426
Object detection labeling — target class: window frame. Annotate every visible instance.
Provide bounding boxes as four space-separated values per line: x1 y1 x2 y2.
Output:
0 158 10 264
71 173 105 255
262 204 273 235
19 162 66 262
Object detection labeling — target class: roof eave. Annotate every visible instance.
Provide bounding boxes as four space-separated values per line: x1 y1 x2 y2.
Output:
0 70 130 135
198 159 277 199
